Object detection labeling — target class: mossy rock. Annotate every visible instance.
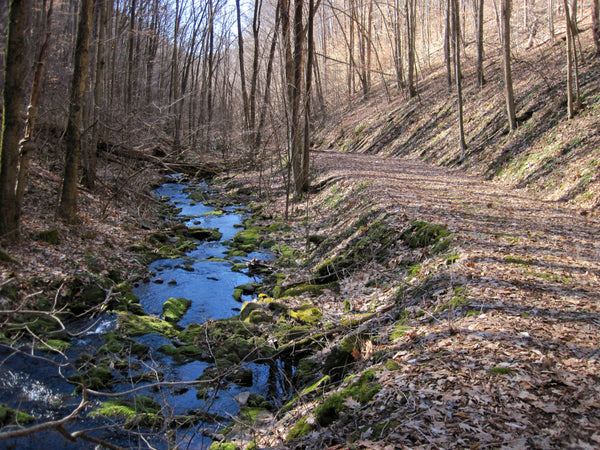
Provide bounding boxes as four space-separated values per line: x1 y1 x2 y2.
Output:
226 368 253 386
163 297 192 323
187 227 223 241
323 346 355 382
209 442 240 450
36 228 60 245
293 357 322 386
69 364 114 390
232 288 243 301
286 416 314 442
401 220 452 253
90 396 163 429
117 312 179 338
239 301 262 321
201 209 225 216
99 332 149 358
315 369 380 427
289 303 322 324
0 406 35 427
40 339 71 353
280 282 339 298
313 255 354 283
245 309 273 325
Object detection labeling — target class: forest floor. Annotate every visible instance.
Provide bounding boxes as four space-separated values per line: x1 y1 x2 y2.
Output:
235 148 600 449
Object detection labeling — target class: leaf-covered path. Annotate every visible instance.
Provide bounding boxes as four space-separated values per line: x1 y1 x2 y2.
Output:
303 150 600 448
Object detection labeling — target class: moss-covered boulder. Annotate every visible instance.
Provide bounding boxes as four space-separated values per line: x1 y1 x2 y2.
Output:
401 220 452 253
187 227 223 241
0 406 35 427
117 312 179 338
90 396 163 429
314 369 381 427
68 364 114 390
99 332 149 358
289 303 322 324
162 297 192 323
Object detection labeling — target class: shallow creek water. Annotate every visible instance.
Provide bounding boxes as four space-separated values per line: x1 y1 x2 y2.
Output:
0 180 283 449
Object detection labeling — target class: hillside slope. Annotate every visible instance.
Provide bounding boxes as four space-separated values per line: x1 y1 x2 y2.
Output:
313 30 600 211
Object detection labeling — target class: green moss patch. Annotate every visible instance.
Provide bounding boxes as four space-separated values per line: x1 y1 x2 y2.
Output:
286 416 314 442
289 303 322 324
401 220 452 254
40 339 71 353
163 297 192 323
0 406 35 427
187 227 223 241
315 369 381 427
117 312 179 338
90 396 163 428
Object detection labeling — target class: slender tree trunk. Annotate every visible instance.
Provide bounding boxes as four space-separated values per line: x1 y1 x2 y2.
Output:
255 0 281 152
16 0 54 221
453 0 467 158
236 0 250 133
593 0 600 56
291 0 305 196
445 0 452 88
502 0 517 131
125 0 136 114
348 0 355 95
393 0 404 89
564 0 574 119
301 0 316 192
83 0 105 189
0 0 28 241
406 0 417 98
476 0 485 86
58 0 94 223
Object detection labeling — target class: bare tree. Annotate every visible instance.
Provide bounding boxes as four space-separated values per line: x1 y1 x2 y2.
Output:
501 0 517 131
15 1 54 222
58 0 94 223
0 0 29 242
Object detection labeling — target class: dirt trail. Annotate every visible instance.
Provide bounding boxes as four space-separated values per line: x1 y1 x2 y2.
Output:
308 150 600 447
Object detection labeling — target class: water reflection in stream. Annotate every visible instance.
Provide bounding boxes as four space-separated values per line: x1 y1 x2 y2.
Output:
0 179 286 449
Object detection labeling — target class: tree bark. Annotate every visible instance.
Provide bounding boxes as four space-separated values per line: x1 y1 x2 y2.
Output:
564 0 574 119
16 0 54 217
594 0 600 56
476 0 485 86
406 0 417 98
58 0 94 223
0 0 28 241
501 0 517 131
453 0 467 158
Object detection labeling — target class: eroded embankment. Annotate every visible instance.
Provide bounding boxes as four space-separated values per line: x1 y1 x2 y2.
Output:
210 150 600 449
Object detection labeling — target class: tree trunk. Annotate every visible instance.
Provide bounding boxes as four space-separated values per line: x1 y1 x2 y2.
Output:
476 0 485 86
445 0 452 88
83 0 106 189
453 0 467 158
564 0 574 119
301 0 316 192
254 0 281 152
593 0 600 56
393 0 404 89
291 0 305 196
236 0 250 132
58 0 94 223
501 0 517 131
406 0 417 98
0 0 28 241
16 0 54 220
125 0 136 114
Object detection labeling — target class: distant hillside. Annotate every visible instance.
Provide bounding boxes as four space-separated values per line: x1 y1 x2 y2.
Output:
314 27 600 211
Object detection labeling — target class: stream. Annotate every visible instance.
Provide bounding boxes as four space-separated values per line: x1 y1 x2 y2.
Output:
0 178 286 449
